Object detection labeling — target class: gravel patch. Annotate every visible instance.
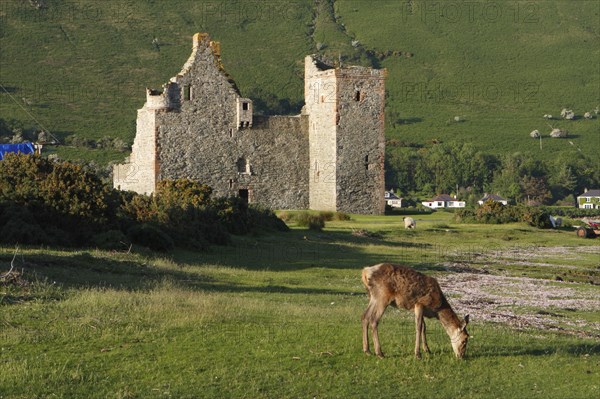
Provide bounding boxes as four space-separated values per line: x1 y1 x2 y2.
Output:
438 270 600 338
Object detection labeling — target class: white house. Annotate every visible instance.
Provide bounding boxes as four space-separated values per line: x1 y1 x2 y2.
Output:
478 193 508 206
385 191 403 208
577 189 600 209
421 194 465 209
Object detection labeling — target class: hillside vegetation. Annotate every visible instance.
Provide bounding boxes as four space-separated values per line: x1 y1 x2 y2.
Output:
0 0 598 166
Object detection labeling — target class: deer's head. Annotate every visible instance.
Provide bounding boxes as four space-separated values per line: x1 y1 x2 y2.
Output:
451 315 470 359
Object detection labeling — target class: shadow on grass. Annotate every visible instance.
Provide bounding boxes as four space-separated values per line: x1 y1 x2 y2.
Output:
0 228 440 301
172 229 432 271
0 247 360 303
471 341 600 358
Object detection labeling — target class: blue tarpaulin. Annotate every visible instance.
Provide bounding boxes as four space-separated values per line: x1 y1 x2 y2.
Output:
0 142 36 160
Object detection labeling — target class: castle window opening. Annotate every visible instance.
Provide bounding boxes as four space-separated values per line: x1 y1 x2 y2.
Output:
364 154 369 170
354 90 361 101
242 102 249 111
184 85 191 101
237 157 251 174
229 179 234 189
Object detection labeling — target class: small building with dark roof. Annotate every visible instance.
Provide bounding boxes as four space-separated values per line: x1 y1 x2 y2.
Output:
478 193 508 206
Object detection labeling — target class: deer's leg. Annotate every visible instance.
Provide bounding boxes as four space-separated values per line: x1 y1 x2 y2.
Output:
421 319 430 354
414 304 424 359
362 302 374 355
370 301 387 358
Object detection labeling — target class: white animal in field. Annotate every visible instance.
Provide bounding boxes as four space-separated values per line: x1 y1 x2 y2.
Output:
403 217 416 229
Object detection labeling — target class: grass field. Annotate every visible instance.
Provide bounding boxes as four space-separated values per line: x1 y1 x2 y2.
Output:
1 212 599 398
0 0 598 164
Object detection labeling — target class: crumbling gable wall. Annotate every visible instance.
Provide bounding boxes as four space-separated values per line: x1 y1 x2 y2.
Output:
154 34 309 209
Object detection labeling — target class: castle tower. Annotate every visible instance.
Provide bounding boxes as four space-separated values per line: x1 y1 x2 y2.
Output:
304 56 386 214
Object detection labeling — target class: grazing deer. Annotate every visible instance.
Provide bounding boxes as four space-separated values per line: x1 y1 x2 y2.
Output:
361 263 470 359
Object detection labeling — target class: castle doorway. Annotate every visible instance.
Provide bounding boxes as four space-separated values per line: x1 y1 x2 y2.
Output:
239 189 249 204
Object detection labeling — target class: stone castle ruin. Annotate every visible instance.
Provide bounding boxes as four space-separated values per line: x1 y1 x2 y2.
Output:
114 33 386 214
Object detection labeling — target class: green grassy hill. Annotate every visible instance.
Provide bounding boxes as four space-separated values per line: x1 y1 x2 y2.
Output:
0 0 598 165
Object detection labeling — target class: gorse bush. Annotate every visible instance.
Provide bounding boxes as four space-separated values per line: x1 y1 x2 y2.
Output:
475 200 514 224
0 153 119 245
279 210 351 229
295 212 326 231
0 154 287 250
454 200 552 228
127 223 175 252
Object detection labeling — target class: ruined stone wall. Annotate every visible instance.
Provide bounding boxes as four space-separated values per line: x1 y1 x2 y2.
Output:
158 114 309 209
114 34 385 214
113 108 158 195
335 68 386 214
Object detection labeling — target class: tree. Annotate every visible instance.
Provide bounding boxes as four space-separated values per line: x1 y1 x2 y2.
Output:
549 164 578 202
520 175 551 205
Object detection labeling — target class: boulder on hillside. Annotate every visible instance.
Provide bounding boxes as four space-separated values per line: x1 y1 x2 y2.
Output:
549 128 568 138
530 129 540 138
560 108 575 120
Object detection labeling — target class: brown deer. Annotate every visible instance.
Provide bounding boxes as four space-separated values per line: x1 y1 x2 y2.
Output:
361 263 470 359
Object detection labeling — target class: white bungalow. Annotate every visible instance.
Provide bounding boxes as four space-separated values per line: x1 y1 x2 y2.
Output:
422 194 465 209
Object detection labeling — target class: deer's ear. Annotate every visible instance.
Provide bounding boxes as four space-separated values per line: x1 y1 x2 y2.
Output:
462 314 470 329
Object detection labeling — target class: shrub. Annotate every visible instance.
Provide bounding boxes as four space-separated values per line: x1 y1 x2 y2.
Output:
212 196 250 235
540 206 600 218
198 222 231 246
65 135 96 148
0 154 117 226
319 211 335 221
333 212 352 221
475 200 506 224
296 212 326 231
318 211 351 221
249 205 289 232
0 216 50 245
156 179 212 209
455 201 553 228
91 230 129 250
0 155 290 250
277 211 291 222
453 208 476 223
520 207 552 229
127 223 174 252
